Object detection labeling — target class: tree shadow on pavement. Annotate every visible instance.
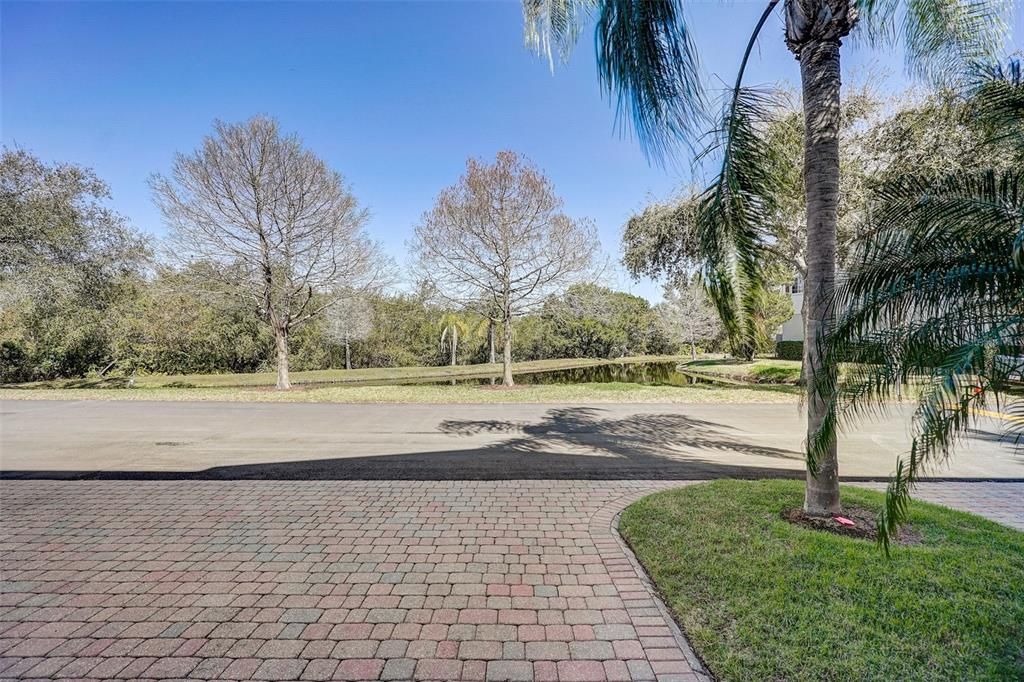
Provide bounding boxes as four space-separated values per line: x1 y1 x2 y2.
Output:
437 407 800 461
2 407 813 481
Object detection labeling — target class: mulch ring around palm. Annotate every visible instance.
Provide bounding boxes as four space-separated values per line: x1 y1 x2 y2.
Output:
781 506 923 545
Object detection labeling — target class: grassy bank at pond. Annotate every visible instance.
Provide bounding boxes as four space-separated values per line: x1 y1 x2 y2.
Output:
619 481 1024 681
0 381 799 404
1 354 802 403
6 355 684 389
681 358 802 384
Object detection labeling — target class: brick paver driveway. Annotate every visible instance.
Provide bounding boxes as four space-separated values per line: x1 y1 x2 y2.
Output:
2 477 1021 681
1 481 707 681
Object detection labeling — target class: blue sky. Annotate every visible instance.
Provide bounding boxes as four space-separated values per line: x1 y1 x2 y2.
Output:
3 1 1021 301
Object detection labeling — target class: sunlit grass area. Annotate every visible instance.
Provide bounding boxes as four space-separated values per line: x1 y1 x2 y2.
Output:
620 481 1024 681
0 380 799 404
2 354 806 403
4 355 687 390
682 358 803 384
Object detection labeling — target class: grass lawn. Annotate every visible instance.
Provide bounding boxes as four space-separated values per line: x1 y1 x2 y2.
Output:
681 358 802 384
619 480 1024 682
5 355 685 389
0 354 802 402
0 380 799 404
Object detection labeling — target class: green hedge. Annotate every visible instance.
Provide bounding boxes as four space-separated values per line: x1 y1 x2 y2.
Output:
775 340 803 361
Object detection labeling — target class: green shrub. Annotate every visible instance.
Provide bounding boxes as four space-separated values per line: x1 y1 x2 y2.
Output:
775 340 803 361
750 364 801 383
0 340 33 383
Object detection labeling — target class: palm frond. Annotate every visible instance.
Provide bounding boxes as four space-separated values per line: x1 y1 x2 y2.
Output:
971 58 1024 158
812 164 1024 551
593 0 704 159
855 0 1010 86
694 87 782 357
522 0 704 160
682 0 782 357
522 0 596 66
1001 392 1024 448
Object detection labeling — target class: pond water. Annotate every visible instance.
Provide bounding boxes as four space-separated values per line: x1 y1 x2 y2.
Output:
374 361 720 387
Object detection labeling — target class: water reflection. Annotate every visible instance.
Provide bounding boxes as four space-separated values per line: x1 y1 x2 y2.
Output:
389 361 717 387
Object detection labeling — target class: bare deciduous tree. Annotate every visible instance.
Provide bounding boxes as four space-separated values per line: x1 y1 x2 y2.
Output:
412 151 599 385
656 280 722 360
151 116 384 389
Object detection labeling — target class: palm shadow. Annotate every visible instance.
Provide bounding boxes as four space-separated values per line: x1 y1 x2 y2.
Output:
3 406 812 481
437 407 799 461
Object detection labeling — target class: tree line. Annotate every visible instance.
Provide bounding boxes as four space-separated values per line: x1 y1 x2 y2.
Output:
1 138 727 385
3 87 1001 390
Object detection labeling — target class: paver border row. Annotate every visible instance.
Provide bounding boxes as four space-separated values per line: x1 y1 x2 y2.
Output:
587 484 710 682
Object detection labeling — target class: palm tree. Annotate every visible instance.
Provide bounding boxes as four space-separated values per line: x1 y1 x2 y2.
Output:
521 0 1009 515
486 317 497 364
470 314 498 365
438 312 470 367
480 303 502 365
467 300 502 364
811 61 1024 548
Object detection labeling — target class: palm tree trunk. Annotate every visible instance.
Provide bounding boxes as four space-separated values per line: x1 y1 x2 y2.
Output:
488 320 496 364
274 327 291 390
798 294 808 386
502 317 514 386
800 38 842 515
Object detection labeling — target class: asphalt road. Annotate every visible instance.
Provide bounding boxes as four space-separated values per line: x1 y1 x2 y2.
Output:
1 399 1020 480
